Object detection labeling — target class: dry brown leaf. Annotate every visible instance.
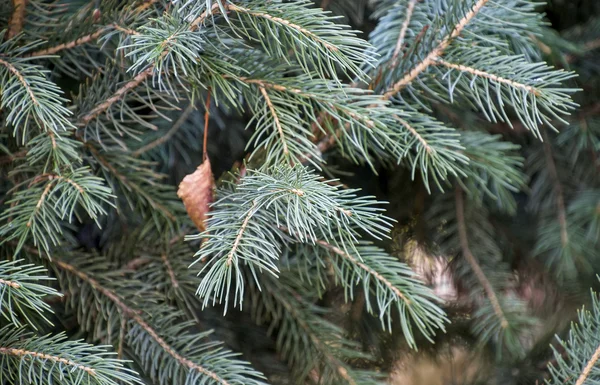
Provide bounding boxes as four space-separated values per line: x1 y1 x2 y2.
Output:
177 157 214 232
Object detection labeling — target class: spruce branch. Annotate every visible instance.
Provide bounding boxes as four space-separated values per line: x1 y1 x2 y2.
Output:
0 326 141 385
382 0 490 99
547 289 600 385
0 167 113 254
429 188 534 357
77 3 215 128
50 255 267 385
87 145 179 225
205 0 372 80
79 68 154 126
390 109 468 191
0 54 74 141
191 165 393 310
302 240 447 347
457 131 526 213
0 260 58 327
528 133 596 280
315 240 410 304
248 271 382 385
434 58 539 95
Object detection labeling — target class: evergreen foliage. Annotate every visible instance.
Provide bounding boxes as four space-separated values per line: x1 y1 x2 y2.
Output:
0 0 598 384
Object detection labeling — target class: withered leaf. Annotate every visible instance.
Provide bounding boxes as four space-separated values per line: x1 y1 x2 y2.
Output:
177 157 214 232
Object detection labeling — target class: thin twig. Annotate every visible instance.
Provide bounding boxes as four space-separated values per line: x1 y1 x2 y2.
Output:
226 201 257 267
382 0 490 99
117 316 126 360
575 344 600 385
228 3 338 52
161 254 179 289
27 28 108 57
455 187 508 329
541 130 569 247
315 239 410 304
132 103 195 157
0 150 27 165
0 59 38 105
390 0 418 66
79 1 216 127
79 67 154 125
393 114 432 154
260 86 290 157
7 0 27 40
203 90 211 162
0 347 96 375
434 58 540 96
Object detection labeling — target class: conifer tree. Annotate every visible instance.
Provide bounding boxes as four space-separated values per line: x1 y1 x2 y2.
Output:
0 0 598 384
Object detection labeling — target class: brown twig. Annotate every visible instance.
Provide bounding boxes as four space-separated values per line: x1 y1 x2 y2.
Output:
27 28 107 57
7 0 27 40
226 201 257 267
434 58 540 96
390 0 418 66
0 278 20 289
455 187 508 329
228 3 338 52
259 86 290 157
203 90 211 162
161 254 179 289
382 0 490 99
541 130 569 247
0 59 38 105
79 1 218 127
0 150 27 166
575 344 600 385
0 347 96 375
79 67 154 125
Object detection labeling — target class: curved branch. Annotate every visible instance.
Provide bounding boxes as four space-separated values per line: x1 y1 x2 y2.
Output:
455 187 508 329
132 103 195 157
541 131 569 247
0 59 38 105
